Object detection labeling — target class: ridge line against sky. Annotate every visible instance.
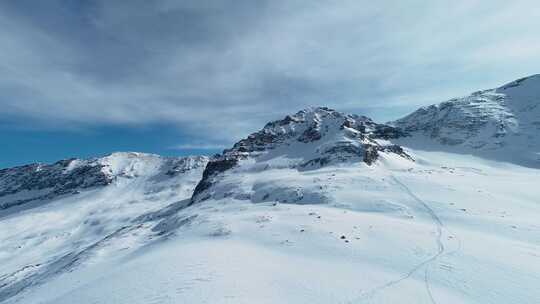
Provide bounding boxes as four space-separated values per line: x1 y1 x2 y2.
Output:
1 0 539 168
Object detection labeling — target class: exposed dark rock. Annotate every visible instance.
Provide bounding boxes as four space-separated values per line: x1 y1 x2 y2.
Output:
372 124 409 139
380 145 413 160
0 160 111 210
299 157 330 169
191 156 240 203
363 146 379 165
298 123 322 143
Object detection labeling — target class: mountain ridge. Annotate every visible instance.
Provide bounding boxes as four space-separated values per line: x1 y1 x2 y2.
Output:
0 152 208 213
393 74 540 167
1 75 539 303
4 73 539 174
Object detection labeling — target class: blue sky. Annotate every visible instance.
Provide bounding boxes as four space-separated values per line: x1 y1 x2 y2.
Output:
0 122 223 168
1 0 540 168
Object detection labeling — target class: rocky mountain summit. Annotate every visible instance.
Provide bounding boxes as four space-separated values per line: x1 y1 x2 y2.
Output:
226 106 406 156
192 107 411 202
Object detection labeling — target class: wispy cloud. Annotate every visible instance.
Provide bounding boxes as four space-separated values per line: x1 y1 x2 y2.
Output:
0 0 539 144
171 143 226 150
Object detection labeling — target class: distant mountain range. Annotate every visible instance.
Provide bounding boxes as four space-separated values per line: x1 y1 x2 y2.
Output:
1 75 539 304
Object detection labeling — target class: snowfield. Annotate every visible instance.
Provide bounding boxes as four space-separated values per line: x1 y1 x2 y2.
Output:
1 75 540 303
3 151 539 304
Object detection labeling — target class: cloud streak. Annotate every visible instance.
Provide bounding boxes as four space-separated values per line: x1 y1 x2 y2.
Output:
171 143 226 150
0 0 539 146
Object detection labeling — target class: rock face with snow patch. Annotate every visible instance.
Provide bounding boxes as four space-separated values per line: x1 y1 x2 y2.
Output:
0 159 111 210
0 152 209 211
394 74 540 167
226 107 407 158
192 107 411 202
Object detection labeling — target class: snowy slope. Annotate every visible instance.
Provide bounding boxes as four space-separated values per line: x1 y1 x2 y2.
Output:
0 152 208 302
1 77 540 304
5 149 539 304
394 74 540 167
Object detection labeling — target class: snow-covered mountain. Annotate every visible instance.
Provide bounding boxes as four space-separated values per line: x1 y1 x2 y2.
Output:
192 107 410 204
1 76 540 304
394 74 540 167
0 153 208 302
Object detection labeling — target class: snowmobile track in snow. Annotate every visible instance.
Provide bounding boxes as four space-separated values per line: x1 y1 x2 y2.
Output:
391 175 443 304
349 175 448 304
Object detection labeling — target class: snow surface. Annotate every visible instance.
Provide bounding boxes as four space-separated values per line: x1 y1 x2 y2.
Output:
3 150 538 304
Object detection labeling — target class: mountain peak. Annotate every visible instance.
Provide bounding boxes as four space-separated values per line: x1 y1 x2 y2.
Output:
225 106 405 156
192 107 411 202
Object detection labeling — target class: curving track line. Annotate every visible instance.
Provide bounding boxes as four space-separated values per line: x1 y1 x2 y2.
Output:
349 175 447 304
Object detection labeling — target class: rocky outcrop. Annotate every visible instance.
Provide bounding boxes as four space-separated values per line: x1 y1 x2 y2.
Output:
191 156 239 203
0 159 111 210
